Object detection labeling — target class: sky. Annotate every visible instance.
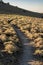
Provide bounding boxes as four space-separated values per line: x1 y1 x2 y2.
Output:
3 0 43 13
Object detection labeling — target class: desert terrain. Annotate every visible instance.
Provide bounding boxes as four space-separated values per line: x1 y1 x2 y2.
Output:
0 1 43 65
0 14 43 65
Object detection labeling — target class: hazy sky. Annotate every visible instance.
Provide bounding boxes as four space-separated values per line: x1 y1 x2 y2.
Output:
3 0 43 13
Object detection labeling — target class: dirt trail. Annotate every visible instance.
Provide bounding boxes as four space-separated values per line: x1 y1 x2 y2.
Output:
12 25 34 65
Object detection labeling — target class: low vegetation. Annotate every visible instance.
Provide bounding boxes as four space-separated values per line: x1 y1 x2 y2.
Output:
0 14 43 65
10 14 43 56
0 15 22 55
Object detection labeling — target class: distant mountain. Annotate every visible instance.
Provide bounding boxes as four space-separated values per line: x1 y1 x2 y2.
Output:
0 1 43 18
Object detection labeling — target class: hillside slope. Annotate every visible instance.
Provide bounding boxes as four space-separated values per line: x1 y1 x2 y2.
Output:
0 1 43 18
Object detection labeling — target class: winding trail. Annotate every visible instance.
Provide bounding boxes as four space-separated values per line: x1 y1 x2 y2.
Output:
12 25 34 65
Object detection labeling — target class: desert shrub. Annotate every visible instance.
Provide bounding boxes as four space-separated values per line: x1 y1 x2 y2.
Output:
4 41 18 54
0 34 7 42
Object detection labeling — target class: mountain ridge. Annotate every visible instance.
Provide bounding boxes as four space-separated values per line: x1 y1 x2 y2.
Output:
0 1 43 18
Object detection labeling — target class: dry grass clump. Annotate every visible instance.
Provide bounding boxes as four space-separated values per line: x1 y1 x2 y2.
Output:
34 37 42 45
24 30 33 39
33 36 43 56
28 60 43 65
0 29 3 34
4 26 15 35
34 49 43 56
0 34 7 42
3 41 19 54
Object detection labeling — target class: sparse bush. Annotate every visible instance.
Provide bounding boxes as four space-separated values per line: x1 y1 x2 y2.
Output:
4 41 18 54
0 34 7 42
